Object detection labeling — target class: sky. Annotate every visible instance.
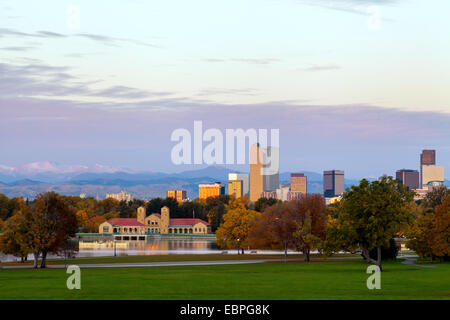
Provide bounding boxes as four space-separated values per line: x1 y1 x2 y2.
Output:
0 0 449 179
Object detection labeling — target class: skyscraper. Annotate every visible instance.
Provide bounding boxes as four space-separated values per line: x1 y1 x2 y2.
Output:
420 149 436 186
291 173 307 194
262 146 279 192
420 149 444 188
323 170 344 198
421 150 436 166
250 143 280 201
396 169 419 191
250 143 263 202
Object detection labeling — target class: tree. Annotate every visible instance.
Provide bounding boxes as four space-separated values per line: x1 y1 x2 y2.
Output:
205 195 230 231
0 210 31 262
410 195 450 261
421 186 450 210
429 196 450 260
406 212 435 259
290 195 328 261
0 194 21 221
249 203 297 257
254 197 279 212
364 238 399 261
18 192 79 268
76 210 106 233
329 177 414 271
216 199 261 254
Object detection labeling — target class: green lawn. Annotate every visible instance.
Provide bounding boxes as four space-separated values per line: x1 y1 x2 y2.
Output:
1 259 449 300
0 253 356 266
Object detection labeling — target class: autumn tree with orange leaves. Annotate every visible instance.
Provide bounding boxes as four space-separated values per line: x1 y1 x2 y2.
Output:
408 195 450 261
216 197 261 254
1 192 79 268
249 194 327 261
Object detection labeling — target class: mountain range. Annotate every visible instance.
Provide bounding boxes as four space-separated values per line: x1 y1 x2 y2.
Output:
0 162 448 200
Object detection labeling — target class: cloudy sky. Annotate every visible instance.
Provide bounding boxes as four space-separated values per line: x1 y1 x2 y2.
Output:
0 0 449 179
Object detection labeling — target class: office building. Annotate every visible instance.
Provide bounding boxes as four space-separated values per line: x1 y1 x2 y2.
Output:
396 169 419 191
228 173 249 195
421 150 436 166
250 143 280 201
199 182 225 200
262 146 279 192
276 185 291 201
250 143 264 201
228 180 243 198
106 190 132 202
420 149 436 186
291 173 307 194
421 165 445 188
167 190 187 203
323 170 345 197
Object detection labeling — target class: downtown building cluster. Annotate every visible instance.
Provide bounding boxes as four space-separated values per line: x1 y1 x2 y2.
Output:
195 143 347 204
396 149 445 200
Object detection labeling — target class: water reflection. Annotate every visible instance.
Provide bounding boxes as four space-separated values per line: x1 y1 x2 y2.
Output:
79 238 221 256
0 238 301 262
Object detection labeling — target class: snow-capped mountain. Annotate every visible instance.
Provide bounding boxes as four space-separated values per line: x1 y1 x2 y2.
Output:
0 161 132 182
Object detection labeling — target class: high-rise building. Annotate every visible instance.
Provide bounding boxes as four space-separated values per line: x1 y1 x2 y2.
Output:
199 182 225 200
228 173 249 195
323 170 345 197
262 146 279 192
167 190 187 203
421 165 445 188
420 149 436 186
421 150 436 166
396 169 419 191
419 149 444 188
275 185 291 201
106 190 132 202
250 143 280 201
250 143 263 202
291 173 307 194
228 180 243 198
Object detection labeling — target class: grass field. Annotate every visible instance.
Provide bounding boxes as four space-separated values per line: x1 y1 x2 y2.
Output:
1 258 449 300
0 253 356 266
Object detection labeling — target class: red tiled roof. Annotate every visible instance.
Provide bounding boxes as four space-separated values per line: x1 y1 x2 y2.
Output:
107 218 144 227
169 218 209 226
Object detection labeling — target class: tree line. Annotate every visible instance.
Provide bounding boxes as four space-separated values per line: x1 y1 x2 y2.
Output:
216 177 450 271
0 178 448 270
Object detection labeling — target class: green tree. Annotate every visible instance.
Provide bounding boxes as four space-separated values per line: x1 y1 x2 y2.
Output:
329 177 414 271
205 195 230 231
